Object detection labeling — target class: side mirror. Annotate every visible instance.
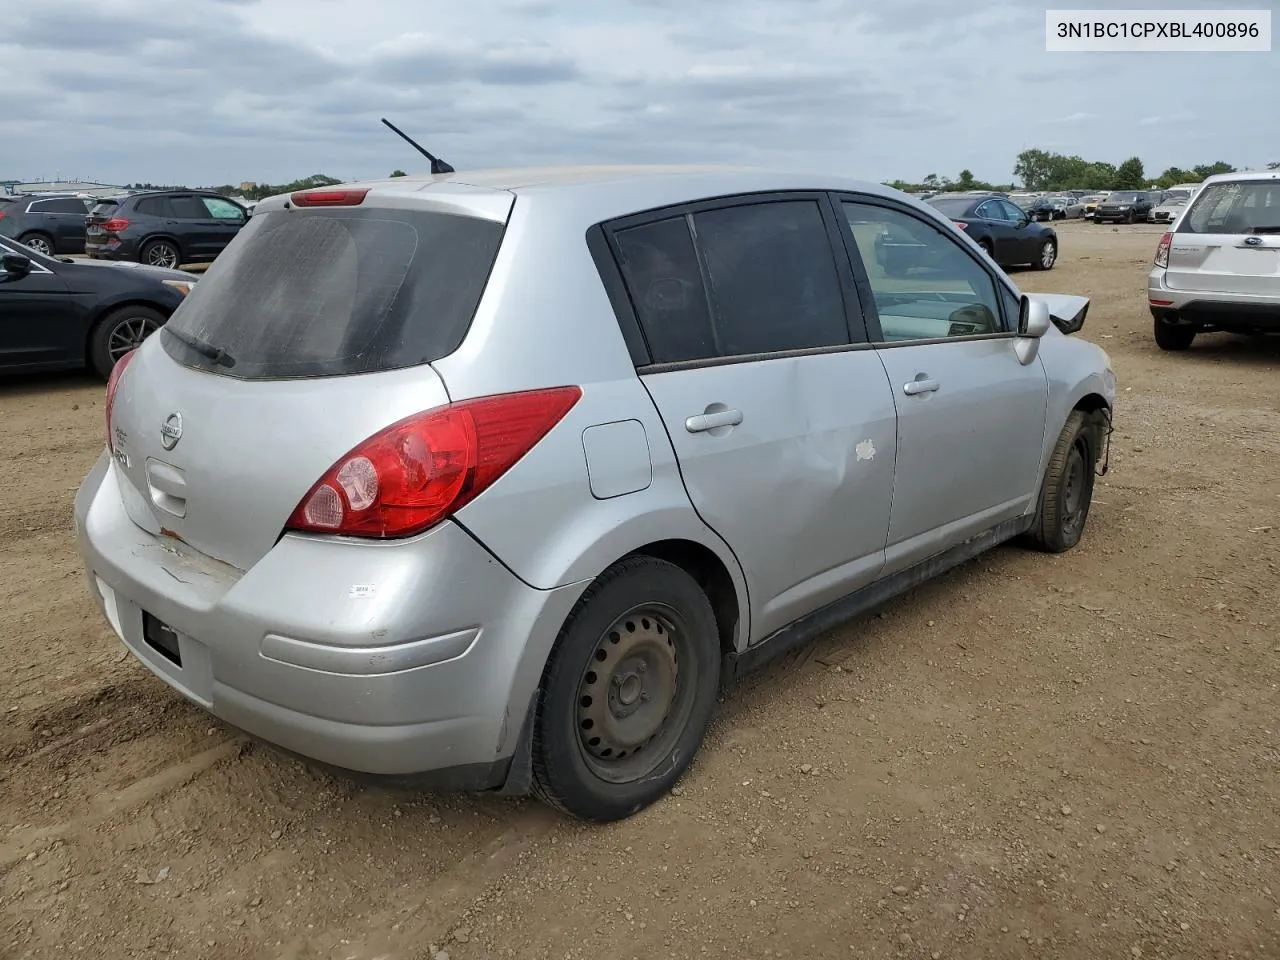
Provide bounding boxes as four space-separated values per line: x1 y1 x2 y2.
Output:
1 252 32 281
1018 295 1052 338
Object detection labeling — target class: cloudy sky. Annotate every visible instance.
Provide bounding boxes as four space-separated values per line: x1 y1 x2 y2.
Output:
4 0 1278 188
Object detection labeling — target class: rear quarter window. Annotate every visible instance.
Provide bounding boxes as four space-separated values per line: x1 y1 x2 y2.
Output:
160 206 505 379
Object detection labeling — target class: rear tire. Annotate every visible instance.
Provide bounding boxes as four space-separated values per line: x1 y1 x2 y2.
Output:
20 232 54 256
88 305 166 379
531 556 721 822
1153 316 1196 351
140 238 180 269
1026 410 1097 554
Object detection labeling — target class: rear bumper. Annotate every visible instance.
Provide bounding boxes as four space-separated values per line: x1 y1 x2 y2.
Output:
85 237 138 261
1147 269 1280 330
73 451 587 784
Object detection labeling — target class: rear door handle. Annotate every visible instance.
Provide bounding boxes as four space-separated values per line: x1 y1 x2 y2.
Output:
685 409 743 433
903 378 940 396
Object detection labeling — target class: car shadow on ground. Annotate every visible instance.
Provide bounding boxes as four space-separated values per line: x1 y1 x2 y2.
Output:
1175 332 1280 367
0 368 101 398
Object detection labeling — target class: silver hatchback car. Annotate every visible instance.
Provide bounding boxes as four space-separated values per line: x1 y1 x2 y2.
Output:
74 167 1116 821
1149 170 1280 350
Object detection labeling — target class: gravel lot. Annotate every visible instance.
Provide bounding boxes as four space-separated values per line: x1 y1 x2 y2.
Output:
2 221 1278 960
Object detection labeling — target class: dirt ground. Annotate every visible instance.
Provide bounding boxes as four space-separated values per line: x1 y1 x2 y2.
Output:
2 221 1278 960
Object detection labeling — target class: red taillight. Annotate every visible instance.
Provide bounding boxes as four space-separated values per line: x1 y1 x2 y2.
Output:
1154 231 1172 268
289 188 370 207
286 386 582 539
103 218 130 233
105 349 138 448
953 220 968 230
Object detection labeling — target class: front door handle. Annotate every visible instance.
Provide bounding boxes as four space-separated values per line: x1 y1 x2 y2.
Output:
903 377 940 396
685 409 743 433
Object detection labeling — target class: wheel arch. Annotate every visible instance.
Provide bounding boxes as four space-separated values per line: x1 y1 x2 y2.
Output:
137 233 185 263
622 538 742 657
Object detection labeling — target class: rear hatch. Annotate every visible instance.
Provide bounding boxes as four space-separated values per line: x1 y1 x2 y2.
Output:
85 198 122 251
1166 179 1280 296
107 190 511 571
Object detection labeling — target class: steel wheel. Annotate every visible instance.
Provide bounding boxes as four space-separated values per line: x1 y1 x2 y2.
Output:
576 604 695 784
144 242 179 269
107 314 161 363
1061 438 1088 539
23 235 52 256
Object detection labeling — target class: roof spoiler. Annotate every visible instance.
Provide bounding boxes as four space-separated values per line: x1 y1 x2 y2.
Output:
1026 292 1089 335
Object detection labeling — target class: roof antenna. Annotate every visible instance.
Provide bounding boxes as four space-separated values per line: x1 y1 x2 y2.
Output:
380 118 455 175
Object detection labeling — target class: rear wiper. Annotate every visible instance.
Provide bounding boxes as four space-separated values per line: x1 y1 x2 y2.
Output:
163 326 236 367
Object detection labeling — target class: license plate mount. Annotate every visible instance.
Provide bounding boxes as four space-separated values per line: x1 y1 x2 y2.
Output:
142 612 183 667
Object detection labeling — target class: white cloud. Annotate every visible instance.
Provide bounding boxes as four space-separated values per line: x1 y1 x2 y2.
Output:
1 0 1275 187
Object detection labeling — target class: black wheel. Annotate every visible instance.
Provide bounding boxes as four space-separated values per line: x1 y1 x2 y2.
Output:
1153 316 1195 351
20 232 54 256
88 305 166 379
140 238 180 269
531 556 721 822
1026 410 1097 553
1034 238 1057 271
1126 210 1136 224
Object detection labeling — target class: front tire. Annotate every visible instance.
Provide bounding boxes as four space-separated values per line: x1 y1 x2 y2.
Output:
1026 410 1097 553
1153 316 1196 351
531 556 721 822
88 305 166 379
140 238 180 269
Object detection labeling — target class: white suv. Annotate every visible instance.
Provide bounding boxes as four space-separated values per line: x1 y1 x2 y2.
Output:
1148 170 1280 350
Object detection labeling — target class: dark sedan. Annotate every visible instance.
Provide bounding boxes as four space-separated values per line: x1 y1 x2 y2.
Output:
0 235 196 378
922 194 1058 270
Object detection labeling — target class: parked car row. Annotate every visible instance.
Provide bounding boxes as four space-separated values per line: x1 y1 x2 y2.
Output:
0 189 250 266
68 166 1115 823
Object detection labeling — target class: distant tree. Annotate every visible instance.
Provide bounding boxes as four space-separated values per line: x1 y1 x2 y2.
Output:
922 173 941 189
1113 156 1146 190
390 169 407 178
1014 149 1056 190
1192 161 1235 179
956 169 976 190
1269 161 1280 170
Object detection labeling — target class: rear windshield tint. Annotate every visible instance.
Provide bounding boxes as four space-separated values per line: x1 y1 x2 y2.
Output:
1178 181 1280 235
160 206 505 379
89 200 119 217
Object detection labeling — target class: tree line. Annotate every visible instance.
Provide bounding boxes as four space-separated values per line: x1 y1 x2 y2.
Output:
887 151 1280 195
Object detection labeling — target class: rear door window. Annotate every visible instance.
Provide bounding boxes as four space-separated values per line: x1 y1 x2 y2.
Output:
34 198 90 214
168 195 211 219
135 196 173 217
613 198 851 363
160 207 506 379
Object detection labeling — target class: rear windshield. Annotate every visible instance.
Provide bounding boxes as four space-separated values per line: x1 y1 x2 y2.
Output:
1107 192 1139 202
89 200 119 217
160 206 506 379
1178 181 1280 235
